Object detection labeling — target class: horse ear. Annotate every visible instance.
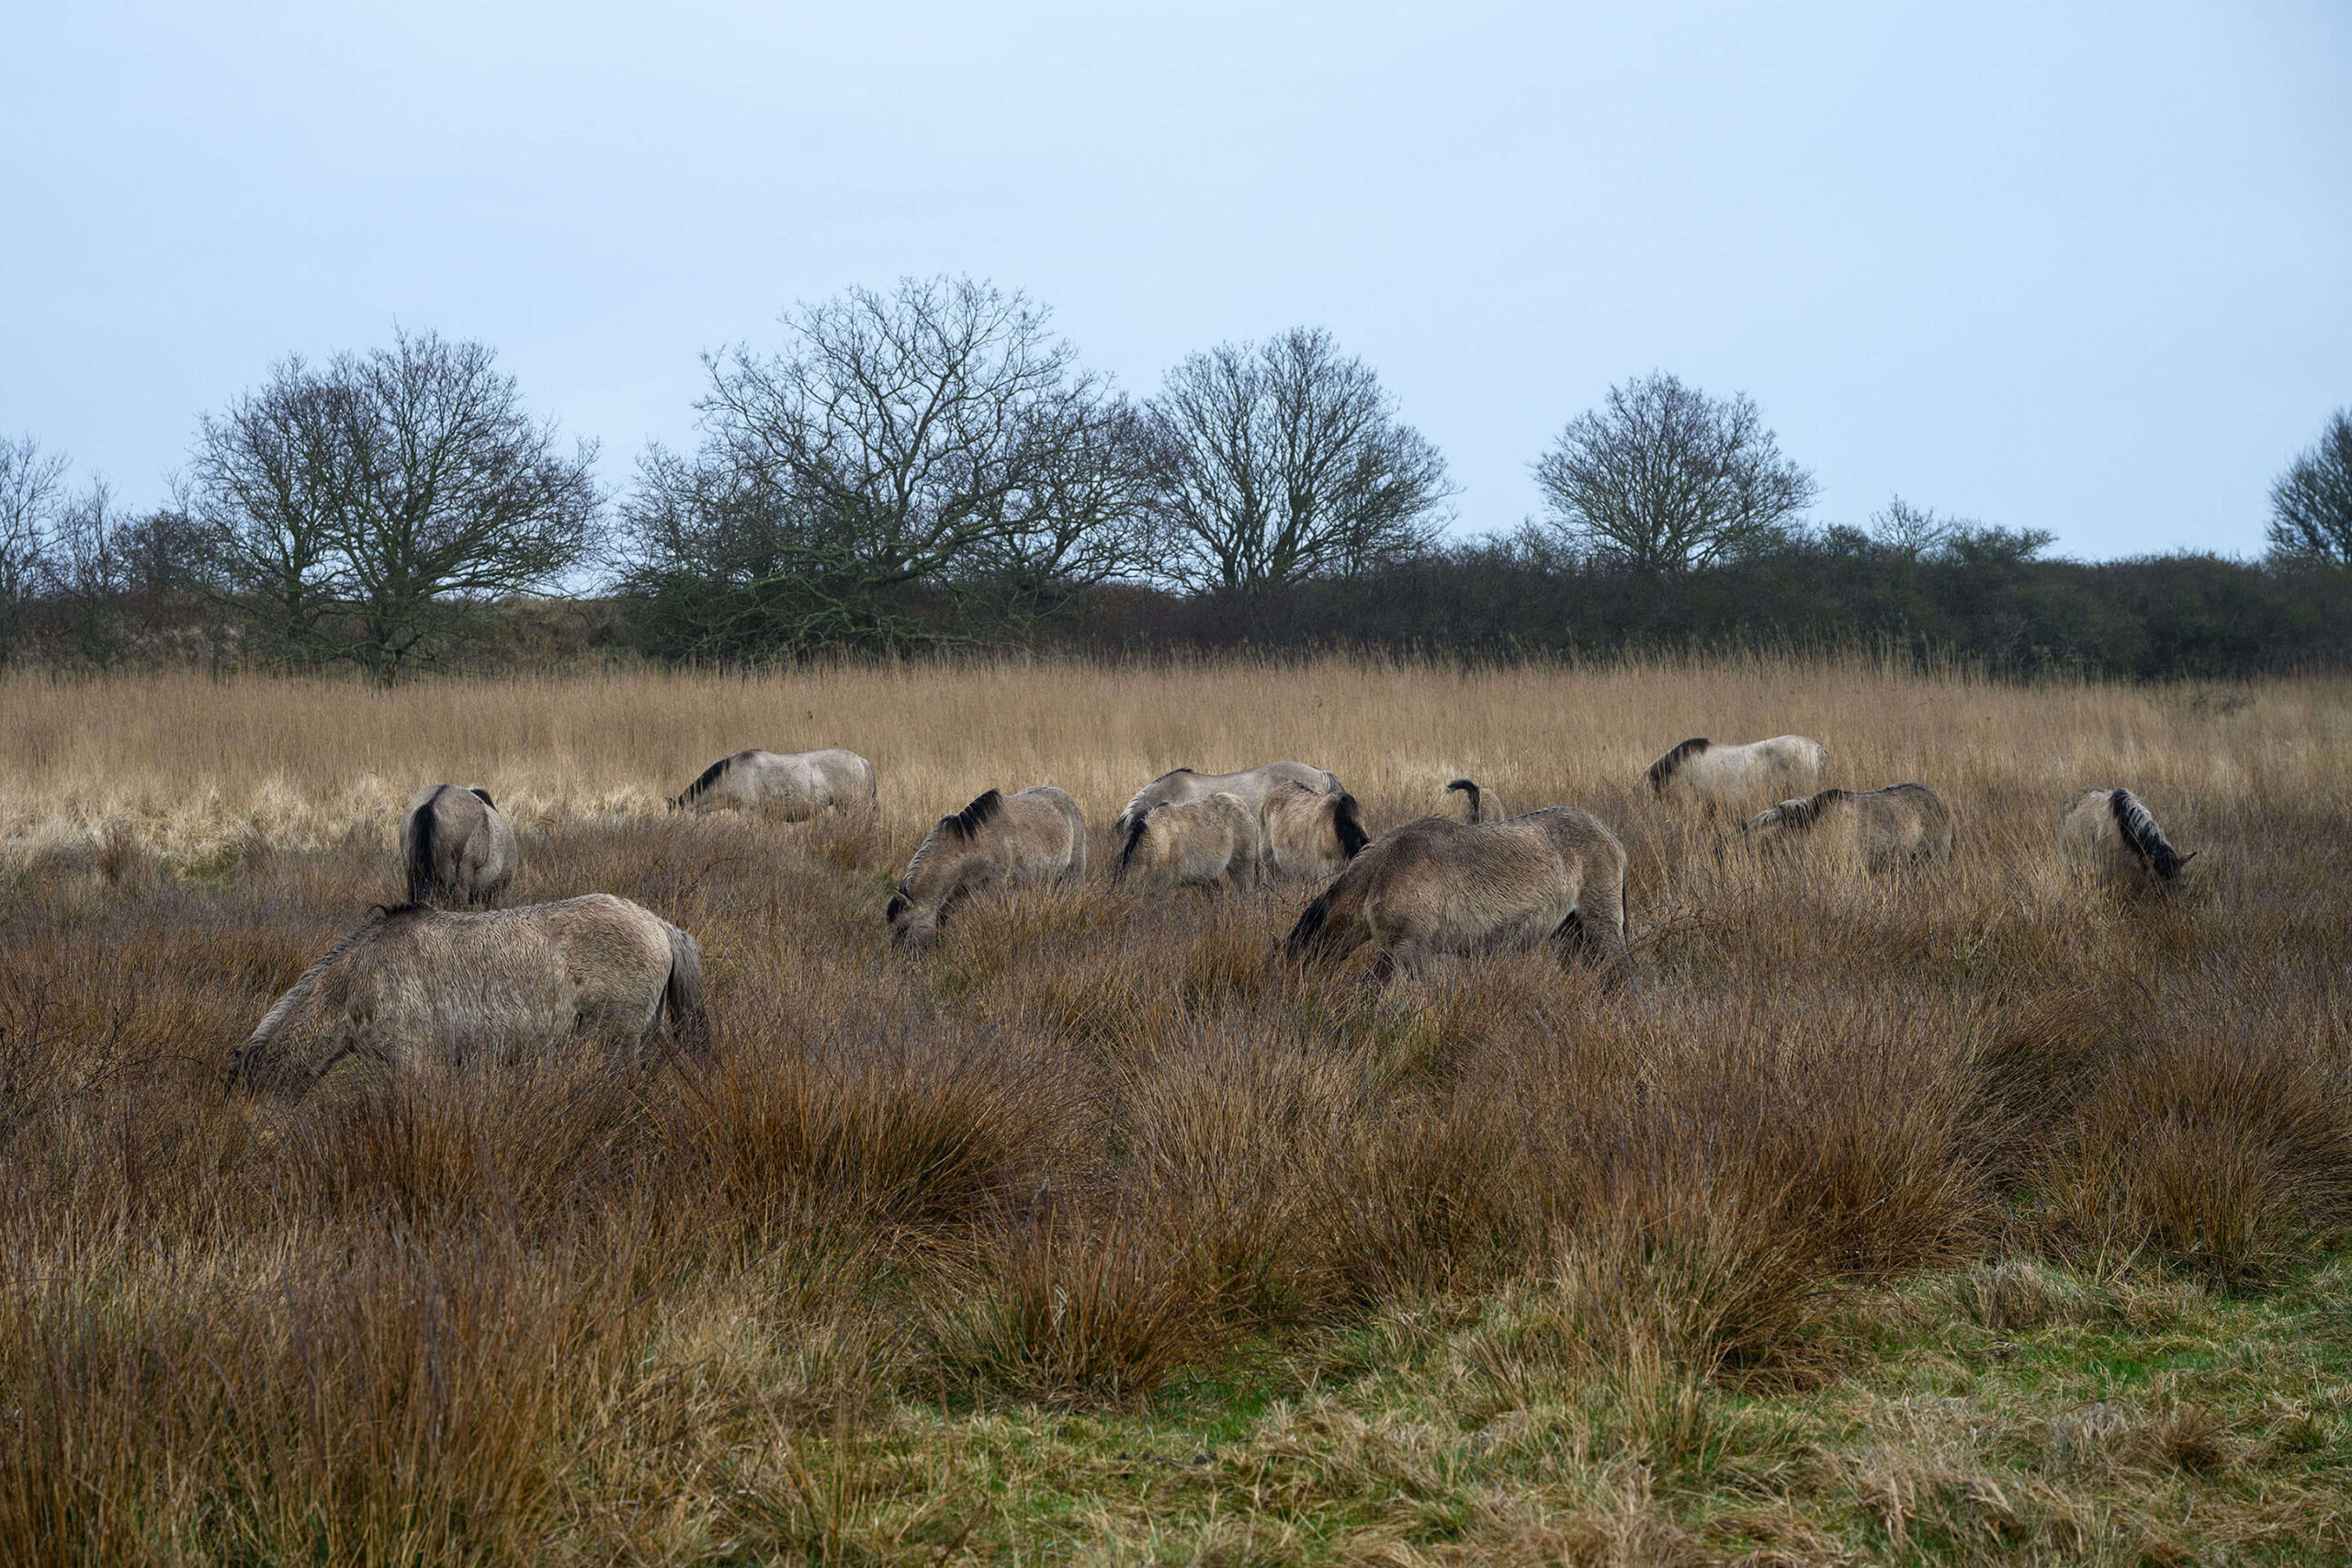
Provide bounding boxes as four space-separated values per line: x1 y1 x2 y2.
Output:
2179 851 2199 866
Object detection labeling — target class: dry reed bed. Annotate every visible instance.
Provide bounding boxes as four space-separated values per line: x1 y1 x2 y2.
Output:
0 656 2347 1563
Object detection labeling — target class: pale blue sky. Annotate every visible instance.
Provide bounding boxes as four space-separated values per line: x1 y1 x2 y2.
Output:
5 1 2346 558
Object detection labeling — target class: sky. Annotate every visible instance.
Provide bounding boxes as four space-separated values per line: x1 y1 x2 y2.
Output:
4 0 2346 560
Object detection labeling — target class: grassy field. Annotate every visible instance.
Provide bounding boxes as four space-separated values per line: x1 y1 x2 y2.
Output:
2 654 2349 1565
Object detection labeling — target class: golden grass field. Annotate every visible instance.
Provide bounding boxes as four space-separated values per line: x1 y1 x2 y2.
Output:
3 654 2350 1565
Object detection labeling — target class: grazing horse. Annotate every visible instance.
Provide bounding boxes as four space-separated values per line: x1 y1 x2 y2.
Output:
1116 791 1261 889
1445 777 1507 823
1285 807 1628 982
1742 784 1954 872
1645 736 1829 809
399 783 518 908
673 748 876 818
229 895 707 1098
2059 788 2193 887
1260 783 1371 881
887 786 1087 952
1113 762 1343 838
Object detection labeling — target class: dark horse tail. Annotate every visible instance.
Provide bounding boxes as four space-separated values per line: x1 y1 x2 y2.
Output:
1114 810 1151 883
404 786 442 905
2109 788 2188 881
663 924 710 1054
1331 792 1370 858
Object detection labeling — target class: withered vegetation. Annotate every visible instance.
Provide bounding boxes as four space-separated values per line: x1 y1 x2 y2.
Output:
2 654 2348 1563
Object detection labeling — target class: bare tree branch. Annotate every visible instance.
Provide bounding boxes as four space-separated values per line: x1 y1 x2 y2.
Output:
1532 372 1818 573
1145 328 1453 593
2268 408 2352 568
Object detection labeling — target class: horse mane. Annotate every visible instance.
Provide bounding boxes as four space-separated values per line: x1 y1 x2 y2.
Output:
1646 738 1710 793
943 788 1005 843
1284 889 1334 958
2109 788 2185 879
404 786 443 904
1114 810 1152 881
675 753 737 808
1331 792 1370 858
235 904 411 1079
1150 767 1196 784
1774 788 1852 833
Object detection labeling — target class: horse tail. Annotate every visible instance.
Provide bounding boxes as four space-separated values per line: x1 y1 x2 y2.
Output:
662 924 709 1054
1331 792 1370 858
404 787 442 904
1114 810 1151 883
1647 738 1709 794
2109 788 2185 880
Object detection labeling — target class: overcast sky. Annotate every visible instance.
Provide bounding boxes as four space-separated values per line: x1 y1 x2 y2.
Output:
5 1 2346 558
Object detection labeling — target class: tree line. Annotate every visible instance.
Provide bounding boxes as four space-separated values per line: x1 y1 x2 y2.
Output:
5 275 2348 681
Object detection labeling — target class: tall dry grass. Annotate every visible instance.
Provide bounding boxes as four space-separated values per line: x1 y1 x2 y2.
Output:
0 653 2347 1562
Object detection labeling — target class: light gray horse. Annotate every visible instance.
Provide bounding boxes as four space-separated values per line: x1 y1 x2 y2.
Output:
1645 736 1829 808
1285 807 1628 982
1116 791 1261 889
1742 783 1954 871
2059 787 2193 887
673 748 876 818
399 783 518 908
887 786 1088 952
1259 782 1372 880
230 895 707 1098
1113 761 1343 838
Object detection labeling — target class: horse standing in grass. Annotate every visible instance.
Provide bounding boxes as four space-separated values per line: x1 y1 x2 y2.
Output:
887 786 1087 952
230 895 707 1098
1742 784 1954 872
673 749 876 818
1115 791 1261 889
1445 777 1507 823
1285 807 1628 982
2059 788 2193 887
1113 762 1343 838
1645 736 1828 809
1259 783 1371 880
399 783 518 908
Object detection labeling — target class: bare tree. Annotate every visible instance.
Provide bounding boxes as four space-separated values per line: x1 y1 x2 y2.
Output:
0 434 67 665
1144 328 1453 593
620 276 1150 652
188 331 600 680
2268 408 2352 567
1532 372 1818 573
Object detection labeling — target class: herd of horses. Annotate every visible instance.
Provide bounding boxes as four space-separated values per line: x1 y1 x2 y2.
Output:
227 737 2194 1097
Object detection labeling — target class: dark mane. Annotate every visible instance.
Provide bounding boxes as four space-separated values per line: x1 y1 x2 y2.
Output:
1774 788 1851 832
1331 791 1370 859
942 788 1005 843
675 752 739 807
1114 810 1152 881
1149 766 1195 784
1445 778 1481 821
2109 788 2186 880
469 786 496 808
1284 889 1334 958
1646 738 1710 793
